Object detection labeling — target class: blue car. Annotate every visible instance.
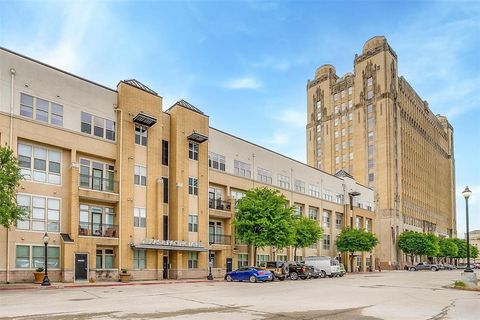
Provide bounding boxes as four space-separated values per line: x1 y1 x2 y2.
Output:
225 267 273 283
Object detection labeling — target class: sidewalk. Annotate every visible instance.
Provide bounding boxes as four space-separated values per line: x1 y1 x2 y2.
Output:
0 278 222 291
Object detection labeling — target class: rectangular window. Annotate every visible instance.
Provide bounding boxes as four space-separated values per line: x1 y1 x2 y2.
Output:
94 116 105 138
133 249 146 269
308 207 318 220
368 145 374 157
188 177 198 195
208 152 225 171
367 77 373 86
15 245 59 269
79 204 115 237
368 131 374 141
323 234 331 250
135 125 147 146
188 252 198 268
188 142 199 160
369 173 375 182
368 159 375 169
20 93 63 126
334 118 338 126
188 214 198 232
348 100 353 109
277 174 290 189
36 98 49 122
293 203 304 217
349 153 354 160
81 112 92 134
134 207 146 227
162 140 169 165
257 168 272 184
348 87 353 95
233 160 251 178
336 213 343 229
366 218 372 232
105 119 115 141
79 158 115 192
20 93 34 118
18 143 61 184
162 177 168 203
134 165 147 186
96 248 114 269
367 90 374 99
309 242 318 249
335 131 339 138
356 216 363 229
16 194 60 232
323 189 333 201
237 253 248 268
294 179 305 193
335 194 344 204
80 112 115 141
309 185 320 198
256 254 269 267
322 210 330 228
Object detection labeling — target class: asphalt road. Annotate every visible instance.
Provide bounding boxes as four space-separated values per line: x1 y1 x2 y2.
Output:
1 270 479 320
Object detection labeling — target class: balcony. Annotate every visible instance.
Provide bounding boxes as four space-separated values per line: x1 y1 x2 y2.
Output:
209 234 231 245
208 199 232 219
78 174 119 203
79 222 118 238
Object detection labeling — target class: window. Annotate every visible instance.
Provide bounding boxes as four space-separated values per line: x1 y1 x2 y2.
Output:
335 131 339 138
349 126 353 134
335 144 339 152
323 234 331 250
293 203 304 217
80 112 115 141
16 194 60 232
295 256 303 262
368 145 374 157
341 90 346 98
369 173 375 182
79 204 115 236
334 118 338 126
349 153 354 160
335 157 339 164
238 253 248 268
356 216 363 229
341 115 346 123
18 143 61 184
277 255 288 262
368 131 374 141
188 177 198 195
348 113 353 121
188 142 199 160
278 174 290 189
15 245 59 269
134 207 146 227
162 140 169 165
294 179 305 193
334 93 339 101
367 90 374 99
366 218 372 232
133 249 146 269
188 252 198 268
335 194 344 204
309 207 318 220
234 160 251 178
309 185 320 198
336 213 343 229
342 141 346 150
188 214 198 232
341 128 345 137
209 152 225 171
256 254 269 267
309 242 318 249
367 77 373 86
20 93 63 126
368 159 375 169
79 159 115 192
367 104 373 113
348 87 353 95
348 100 353 109
230 190 246 202
257 168 272 184
162 177 169 203
134 165 147 186
322 210 330 228
135 125 148 146
96 248 114 269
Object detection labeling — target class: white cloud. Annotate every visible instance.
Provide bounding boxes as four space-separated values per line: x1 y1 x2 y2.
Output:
455 184 480 238
225 76 262 90
265 131 291 147
275 109 306 128
253 56 291 71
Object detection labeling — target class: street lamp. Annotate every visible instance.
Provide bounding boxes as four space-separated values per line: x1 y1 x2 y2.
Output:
41 232 51 286
207 258 213 280
462 186 473 273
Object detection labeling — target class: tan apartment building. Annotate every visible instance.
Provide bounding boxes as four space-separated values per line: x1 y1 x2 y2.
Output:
306 36 456 269
0 47 374 283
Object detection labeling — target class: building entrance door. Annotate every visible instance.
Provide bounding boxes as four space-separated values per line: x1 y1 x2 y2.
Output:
226 258 233 272
163 256 169 279
75 254 88 281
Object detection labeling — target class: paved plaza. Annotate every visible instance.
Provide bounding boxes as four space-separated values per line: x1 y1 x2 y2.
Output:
0 271 479 320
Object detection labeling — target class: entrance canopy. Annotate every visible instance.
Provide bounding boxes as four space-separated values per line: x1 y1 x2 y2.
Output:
130 239 208 252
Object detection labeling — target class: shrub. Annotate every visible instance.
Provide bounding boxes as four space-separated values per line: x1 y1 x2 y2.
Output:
454 280 466 288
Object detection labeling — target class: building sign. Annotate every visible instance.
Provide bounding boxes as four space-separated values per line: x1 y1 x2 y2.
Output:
141 239 204 248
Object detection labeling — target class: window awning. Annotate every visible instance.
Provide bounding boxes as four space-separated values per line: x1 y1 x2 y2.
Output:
133 112 157 127
187 131 208 143
131 244 208 252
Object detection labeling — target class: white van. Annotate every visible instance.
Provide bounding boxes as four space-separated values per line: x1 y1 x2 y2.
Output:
304 256 341 278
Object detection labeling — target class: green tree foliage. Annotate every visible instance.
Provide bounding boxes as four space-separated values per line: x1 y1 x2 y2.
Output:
234 188 294 265
437 238 458 259
417 233 439 258
452 238 467 259
397 231 423 262
291 216 323 258
336 228 379 272
0 145 27 229
470 245 479 259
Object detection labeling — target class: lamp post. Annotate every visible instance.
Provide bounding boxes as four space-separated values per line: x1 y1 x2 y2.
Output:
207 258 213 280
41 232 51 286
462 186 473 273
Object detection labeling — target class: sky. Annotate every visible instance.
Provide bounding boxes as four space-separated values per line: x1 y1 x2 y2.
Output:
0 0 479 235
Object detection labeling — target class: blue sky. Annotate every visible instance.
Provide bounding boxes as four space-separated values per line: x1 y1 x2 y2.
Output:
1 0 479 235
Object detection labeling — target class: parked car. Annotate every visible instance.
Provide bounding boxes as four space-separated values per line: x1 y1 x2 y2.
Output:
304 256 341 278
284 261 314 280
264 261 288 281
409 262 441 271
225 267 273 283
473 263 480 269
338 263 346 277
440 263 456 270
456 263 467 269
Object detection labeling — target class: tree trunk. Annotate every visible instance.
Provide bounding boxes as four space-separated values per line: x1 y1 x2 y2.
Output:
350 253 354 272
410 254 414 265
294 247 297 261
253 246 257 266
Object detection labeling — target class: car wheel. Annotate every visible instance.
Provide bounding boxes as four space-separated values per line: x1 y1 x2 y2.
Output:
431 267 438 271
271 276 276 282
300 276 307 280
226 275 233 282
319 271 327 278
409 267 416 271
279 277 285 281
290 272 299 280
340 274 344 277
249 275 257 283
328 274 334 278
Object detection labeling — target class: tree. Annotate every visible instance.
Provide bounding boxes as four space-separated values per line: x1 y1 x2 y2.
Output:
470 245 479 259
291 216 323 259
0 145 27 229
233 188 294 266
437 238 458 261
452 238 467 259
417 233 439 260
336 228 378 272
398 231 423 263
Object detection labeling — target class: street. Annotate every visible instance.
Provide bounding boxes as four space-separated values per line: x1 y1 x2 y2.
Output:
0 271 479 320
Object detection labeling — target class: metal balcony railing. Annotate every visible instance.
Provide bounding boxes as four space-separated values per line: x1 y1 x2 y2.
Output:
209 234 232 245
208 199 231 211
79 174 118 193
79 222 118 238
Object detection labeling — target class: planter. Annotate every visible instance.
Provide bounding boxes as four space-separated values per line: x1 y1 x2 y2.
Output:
34 272 44 284
119 273 131 283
